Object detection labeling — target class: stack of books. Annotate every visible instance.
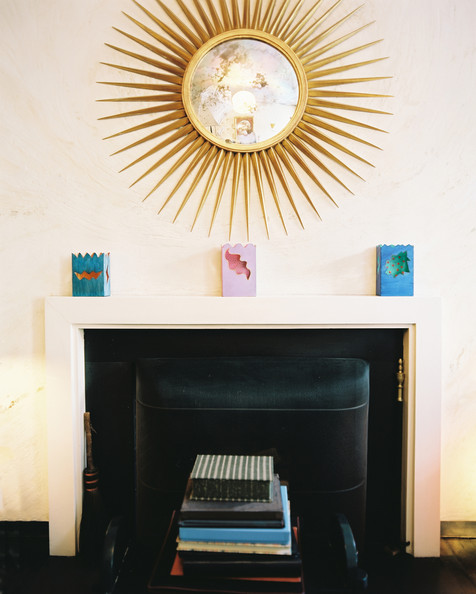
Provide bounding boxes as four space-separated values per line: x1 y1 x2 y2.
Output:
148 454 304 593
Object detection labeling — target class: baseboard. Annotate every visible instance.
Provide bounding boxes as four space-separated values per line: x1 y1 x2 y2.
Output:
0 521 49 566
441 521 476 538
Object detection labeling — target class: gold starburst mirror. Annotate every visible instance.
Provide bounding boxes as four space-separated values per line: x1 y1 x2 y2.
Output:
99 0 390 238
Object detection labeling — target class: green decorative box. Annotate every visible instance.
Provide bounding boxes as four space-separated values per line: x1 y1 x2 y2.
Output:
190 454 274 502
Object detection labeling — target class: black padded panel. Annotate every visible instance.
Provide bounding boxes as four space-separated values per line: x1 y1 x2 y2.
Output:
136 356 369 410
135 356 369 550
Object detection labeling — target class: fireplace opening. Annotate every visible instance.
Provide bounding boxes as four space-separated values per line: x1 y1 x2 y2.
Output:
84 327 404 567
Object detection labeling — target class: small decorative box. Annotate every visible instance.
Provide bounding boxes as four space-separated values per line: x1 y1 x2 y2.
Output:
190 454 274 502
376 245 414 296
72 252 111 296
221 244 256 297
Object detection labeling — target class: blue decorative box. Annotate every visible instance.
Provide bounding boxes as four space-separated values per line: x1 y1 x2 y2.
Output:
72 252 110 296
376 245 414 296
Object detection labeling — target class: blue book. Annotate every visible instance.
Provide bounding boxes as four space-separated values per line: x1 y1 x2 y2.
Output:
178 486 291 545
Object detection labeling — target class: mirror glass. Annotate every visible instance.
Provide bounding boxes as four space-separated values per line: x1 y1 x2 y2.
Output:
188 38 300 146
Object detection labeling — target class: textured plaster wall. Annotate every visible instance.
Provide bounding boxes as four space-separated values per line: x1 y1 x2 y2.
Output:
0 0 475 523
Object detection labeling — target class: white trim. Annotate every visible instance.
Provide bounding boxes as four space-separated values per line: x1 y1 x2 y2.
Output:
45 296 441 557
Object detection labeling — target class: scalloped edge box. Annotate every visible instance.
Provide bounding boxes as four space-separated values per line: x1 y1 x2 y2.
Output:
376 245 414 296
221 244 256 297
72 252 111 296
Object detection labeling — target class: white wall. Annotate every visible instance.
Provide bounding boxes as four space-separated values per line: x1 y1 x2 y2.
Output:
1 0 475 523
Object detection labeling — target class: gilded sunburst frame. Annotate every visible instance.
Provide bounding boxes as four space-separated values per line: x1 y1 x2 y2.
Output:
99 0 390 238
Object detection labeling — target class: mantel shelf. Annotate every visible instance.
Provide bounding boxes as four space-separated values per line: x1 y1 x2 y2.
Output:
46 295 437 327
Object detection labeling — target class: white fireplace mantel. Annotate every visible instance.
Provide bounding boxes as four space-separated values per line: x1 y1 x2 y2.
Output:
45 296 441 558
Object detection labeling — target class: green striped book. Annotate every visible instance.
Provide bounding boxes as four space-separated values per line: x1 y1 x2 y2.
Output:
190 455 274 502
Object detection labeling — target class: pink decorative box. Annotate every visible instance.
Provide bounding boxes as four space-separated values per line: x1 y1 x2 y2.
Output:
221 244 256 297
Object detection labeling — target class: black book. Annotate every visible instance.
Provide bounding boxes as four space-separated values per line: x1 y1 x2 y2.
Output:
178 475 284 528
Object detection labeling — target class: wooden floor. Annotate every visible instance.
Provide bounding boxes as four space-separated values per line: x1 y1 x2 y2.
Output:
5 538 476 594
363 539 476 594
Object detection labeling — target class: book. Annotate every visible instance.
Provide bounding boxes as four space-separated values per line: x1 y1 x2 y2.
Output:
148 572 304 593
179 475 284 528
170 554 303 589
179 527 302 577
190 454 274 502
178 486 290 545
176 538 292 556
147 513 304 593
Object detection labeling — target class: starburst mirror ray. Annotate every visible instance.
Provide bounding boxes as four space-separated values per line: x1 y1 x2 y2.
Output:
99 0 391 237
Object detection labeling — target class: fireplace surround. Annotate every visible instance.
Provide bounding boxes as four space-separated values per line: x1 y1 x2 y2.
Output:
45 296 441 558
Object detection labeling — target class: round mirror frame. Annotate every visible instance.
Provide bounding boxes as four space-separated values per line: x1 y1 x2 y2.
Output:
182 29 308 153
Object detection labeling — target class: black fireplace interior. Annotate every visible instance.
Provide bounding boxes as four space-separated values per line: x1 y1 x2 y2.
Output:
135 355 369 556
85 328 404 568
